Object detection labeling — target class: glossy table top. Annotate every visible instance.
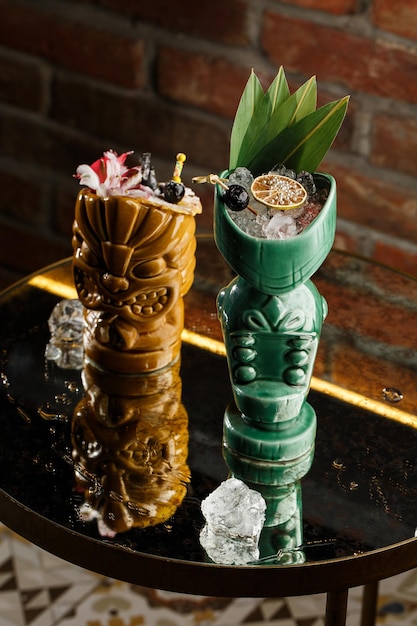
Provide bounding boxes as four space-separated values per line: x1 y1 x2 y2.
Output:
1 236 417 597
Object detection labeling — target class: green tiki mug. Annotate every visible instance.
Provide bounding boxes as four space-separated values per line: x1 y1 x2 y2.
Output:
214 173 336 526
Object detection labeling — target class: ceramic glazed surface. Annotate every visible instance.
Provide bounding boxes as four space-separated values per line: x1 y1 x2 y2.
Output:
214 173 336 294
72 190 200 374
214 174 336 530
217 277 327 425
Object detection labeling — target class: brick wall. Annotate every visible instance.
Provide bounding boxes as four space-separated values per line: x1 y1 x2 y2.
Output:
1 0 417 288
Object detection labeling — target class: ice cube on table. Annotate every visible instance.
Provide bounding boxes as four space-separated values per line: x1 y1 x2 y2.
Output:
45 299 85 369
200 477 266 565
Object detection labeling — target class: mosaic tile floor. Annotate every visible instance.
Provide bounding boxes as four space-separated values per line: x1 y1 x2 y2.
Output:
0 523 416 626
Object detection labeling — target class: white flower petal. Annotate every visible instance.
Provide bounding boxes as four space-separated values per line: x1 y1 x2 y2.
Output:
76 165 100 190
120 169 142 193
96 183 110 197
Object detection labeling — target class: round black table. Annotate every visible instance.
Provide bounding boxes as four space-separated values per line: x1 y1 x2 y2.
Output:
1 236 417 626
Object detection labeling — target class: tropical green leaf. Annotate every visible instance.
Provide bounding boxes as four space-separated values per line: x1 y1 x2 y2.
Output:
229 67 290 168
232 89 273 171
241 76 317 167
285 75 317 126
231 67 290 169
229 70 264 170
265 66 290 114
247 96 349 175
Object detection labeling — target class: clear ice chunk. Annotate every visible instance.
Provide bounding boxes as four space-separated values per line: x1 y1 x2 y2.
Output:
200 477 266 565
263 212 298 239
45 299 85 369
296 170 316 195
228 209 264 238
226 166 326 239
228 167 254 191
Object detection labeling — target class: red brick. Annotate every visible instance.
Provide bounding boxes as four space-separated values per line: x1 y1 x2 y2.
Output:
0 170 47 226
323 161 417 242
157 48 252 119
261 12 417 105
0 110 105 178
315 264 417 353
363 249 417 307
52 181 80 238
0 53 47 112
50 75 229 172
371 113 417 178
0 3 144 88
88 0 249 45
333 228 363 257
372 0 417 42
0 220 71 276
277 0 358 15
372 240 417 278
184 287 223 341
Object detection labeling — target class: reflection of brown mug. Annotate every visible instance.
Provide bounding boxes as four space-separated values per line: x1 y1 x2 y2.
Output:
72 360 190 534
72 190 201 373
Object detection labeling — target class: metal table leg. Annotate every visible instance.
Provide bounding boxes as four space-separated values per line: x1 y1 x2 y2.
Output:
361 581 379 626
325 589 349 626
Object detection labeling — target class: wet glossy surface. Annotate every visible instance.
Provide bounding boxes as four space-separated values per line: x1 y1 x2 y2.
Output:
1 237 417 596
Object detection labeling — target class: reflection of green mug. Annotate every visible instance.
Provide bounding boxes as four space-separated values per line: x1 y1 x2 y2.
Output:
214 173 336 294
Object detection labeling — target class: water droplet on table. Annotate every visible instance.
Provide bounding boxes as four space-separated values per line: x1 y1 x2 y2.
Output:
382 387 403 403
332 459 346 471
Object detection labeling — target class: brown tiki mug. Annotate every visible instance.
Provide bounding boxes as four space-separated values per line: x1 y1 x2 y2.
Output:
72 190 201 374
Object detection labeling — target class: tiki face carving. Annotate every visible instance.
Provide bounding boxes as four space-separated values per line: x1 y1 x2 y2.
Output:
217 276 327 425
72 360 190 533
73 241 181 326
72 191 197 372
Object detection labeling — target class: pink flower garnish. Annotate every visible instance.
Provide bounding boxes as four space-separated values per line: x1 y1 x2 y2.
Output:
75 150 143 197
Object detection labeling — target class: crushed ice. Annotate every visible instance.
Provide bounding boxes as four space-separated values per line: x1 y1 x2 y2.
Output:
227 166 326 239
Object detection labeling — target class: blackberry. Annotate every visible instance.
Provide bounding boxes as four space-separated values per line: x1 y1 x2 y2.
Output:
223 184 250 212
164 181 185 204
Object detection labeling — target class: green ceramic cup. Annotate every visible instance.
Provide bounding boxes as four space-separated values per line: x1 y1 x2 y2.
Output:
214 173 336 295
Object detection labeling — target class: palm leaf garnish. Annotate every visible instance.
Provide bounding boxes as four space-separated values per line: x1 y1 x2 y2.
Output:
229 67 349 175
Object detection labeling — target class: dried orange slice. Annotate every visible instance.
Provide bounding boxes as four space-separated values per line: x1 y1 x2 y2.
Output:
251 174 307 210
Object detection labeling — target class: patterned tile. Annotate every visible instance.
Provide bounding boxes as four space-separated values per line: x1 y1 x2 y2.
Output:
0 525 99 626
0 523 417 626
374 571 417 625
58 582 260 626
